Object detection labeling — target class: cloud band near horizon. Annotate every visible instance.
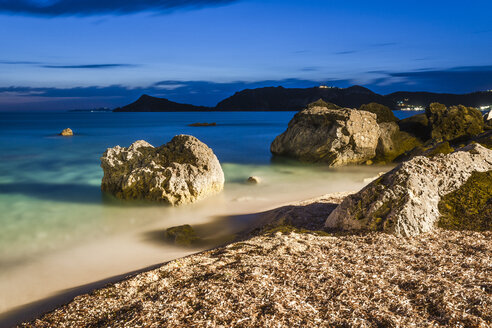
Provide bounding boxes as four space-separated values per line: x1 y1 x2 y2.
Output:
0 0 239 16
0 65 491 110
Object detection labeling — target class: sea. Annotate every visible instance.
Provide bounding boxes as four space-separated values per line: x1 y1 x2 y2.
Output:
0 110 422 318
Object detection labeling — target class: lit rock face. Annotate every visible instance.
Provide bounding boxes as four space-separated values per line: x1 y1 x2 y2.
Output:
325 143 492 236
60 128 73 136
101 135 224 205
271 105 381 166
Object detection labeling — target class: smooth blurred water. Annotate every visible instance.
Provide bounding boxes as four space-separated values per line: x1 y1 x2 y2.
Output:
0 110 415 313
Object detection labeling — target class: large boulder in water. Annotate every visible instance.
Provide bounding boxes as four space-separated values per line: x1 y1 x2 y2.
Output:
101 135 224 205
270 103 381 166
426 103 484 142
325 143 492 236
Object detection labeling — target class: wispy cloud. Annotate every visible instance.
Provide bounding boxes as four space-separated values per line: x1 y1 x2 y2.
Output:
0 60 42 65
41 64 137 69
300 66 320 72
334 50 357 55
0 0 239 17
333 43 397 56
370 42 398 48
0 60 137 69
370 65 492 93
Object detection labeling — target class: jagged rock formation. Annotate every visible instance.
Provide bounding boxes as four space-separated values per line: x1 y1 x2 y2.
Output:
325 144 492 236
270 104 381 166
100 135 224 205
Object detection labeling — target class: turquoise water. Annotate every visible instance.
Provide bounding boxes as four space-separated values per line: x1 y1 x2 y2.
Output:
0 110 414 313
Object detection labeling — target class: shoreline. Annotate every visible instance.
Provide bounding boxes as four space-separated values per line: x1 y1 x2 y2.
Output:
5 189 492 327
0 191 352 328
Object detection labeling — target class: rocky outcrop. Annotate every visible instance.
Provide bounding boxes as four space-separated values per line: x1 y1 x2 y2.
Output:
398 113 430 142
438 170 491 231
426 103 484 142
359 103 398 123
325 144 492 236
60 128 73 136
100 135 224 205
375 122 422 163
271 105 381 166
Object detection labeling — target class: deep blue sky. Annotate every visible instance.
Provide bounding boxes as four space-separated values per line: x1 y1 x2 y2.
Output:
1 0 492 110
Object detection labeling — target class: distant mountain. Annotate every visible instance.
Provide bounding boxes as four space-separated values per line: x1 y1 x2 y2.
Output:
215 86 392 111
385 91 492 109
114 94 213 112
114 87 492 112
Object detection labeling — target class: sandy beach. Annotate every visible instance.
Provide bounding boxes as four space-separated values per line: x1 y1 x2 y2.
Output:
5 191 489 327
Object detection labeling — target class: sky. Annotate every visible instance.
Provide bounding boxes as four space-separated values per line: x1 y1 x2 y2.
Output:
0 0 492 110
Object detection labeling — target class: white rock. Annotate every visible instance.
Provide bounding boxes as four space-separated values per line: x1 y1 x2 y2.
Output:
325 144 492 236
271 106 381 166
101 135 224 205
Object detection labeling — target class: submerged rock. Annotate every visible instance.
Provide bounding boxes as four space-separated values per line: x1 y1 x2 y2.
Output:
247 176 261 184
165 224 200 246
325 143 492 236
60 128 73 136
100 135 224 205
426 103 484 142
188 122 217 127
271 103 381 166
